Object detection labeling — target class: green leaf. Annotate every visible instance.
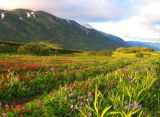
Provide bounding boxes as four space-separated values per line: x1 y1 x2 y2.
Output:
79 109 87 117
100 106 112 117
94 86 99 116
110 112 123 117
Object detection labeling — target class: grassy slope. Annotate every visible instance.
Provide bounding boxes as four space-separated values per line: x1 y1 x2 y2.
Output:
0 9 126 50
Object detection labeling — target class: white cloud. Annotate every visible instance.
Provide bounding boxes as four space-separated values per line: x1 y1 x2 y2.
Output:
90 0 160 42
0 0 136 22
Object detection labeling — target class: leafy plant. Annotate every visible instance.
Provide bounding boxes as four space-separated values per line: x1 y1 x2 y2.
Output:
79 86 112 117
135 52 144 58
98 49 113 56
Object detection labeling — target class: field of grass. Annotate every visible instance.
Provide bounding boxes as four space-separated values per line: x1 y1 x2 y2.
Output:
0 52 160 117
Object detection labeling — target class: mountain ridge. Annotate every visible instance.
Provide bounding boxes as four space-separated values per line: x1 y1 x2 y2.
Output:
99 32 128 47
127 41 160 51
0 9 126 50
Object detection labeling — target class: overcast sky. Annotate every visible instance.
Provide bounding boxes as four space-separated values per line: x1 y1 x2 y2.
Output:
0 0 160 42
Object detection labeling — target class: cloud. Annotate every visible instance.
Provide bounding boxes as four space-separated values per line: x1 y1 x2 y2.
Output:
90 0 160 42
136 0 160 24
0 0 137 22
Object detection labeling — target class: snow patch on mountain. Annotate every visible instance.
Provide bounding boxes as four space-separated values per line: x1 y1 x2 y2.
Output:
81 24 94 29
19 17 23 20
60 18 64 21
66 20 70 23
1 13 5 19
26 12 36 19
31 12 35 19
26 12 31 18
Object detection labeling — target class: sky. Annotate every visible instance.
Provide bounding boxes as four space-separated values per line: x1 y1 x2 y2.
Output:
0 0 160 42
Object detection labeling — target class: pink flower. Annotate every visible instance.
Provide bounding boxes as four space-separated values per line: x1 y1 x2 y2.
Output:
2 113 6 117
69 93 74 97
70 105 74 109
74 105 78 109
88 112 92 117
88 91 92 97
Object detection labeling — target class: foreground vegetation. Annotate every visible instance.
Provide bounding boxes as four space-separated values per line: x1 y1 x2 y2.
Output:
0 47 160 116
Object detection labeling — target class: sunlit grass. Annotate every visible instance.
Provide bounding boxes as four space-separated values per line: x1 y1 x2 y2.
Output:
0 53 160 116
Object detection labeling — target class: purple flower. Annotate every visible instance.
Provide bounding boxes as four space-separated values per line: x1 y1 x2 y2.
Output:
130 101 142 110
79 103 83 108
88 112 92 117
80 103 83 106
130 101 137 109
137 104 142 109
127 78 132 82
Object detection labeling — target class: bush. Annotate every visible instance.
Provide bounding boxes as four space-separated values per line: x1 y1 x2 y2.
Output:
17 43 83 56
87 51 97 56
98 49 113 56
0 44 19 53
135 52 144 58
17 44 52 56
116 47 154 53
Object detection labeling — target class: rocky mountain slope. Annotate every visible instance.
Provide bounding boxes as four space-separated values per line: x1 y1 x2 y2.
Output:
0 9 127 50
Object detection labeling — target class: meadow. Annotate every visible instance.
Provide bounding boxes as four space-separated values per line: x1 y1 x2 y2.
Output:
0 51 160 117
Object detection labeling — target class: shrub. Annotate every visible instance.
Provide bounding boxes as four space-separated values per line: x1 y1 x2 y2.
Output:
135 52 144 58
0 44 19 53
98 49 113 56
17 43 83 56
116 47 154 53
17 44 52 56
87 51 97 56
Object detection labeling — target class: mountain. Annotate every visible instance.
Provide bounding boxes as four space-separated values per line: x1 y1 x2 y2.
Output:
99 32 128 46
0 9 127 50
127 41 160 51
81 24 95 29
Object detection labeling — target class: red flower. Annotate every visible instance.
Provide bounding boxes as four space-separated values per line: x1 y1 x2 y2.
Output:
81 86 88 91
49 92 54 97
0 84 5 89
16 105 23 111
38 99 42 107
25 109 30 113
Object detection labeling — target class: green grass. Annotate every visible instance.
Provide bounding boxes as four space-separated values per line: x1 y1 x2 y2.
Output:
0 51 159 117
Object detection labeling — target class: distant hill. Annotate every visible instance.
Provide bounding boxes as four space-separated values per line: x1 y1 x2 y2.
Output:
127 41 160 51
99 32 128 47
0 9 127 50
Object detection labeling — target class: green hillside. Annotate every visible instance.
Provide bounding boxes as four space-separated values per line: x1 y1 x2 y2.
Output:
0 9 126 50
